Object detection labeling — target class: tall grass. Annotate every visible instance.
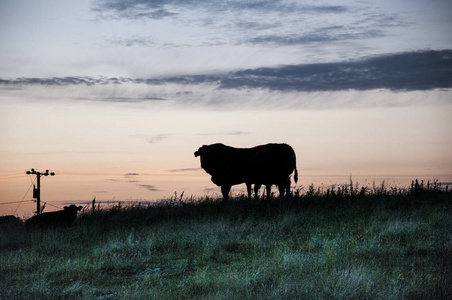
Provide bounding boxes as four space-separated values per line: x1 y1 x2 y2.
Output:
1 180 451 299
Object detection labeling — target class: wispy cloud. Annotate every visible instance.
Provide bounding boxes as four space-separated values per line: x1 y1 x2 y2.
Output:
247 29 385 46
105 36 156 47
146 134 168 144
92 0 407 49
138 184 159 192
124 173 139 177
168 168 201 173
92 1 178 20
96 97 165 103
199 131 250 136
92 1 349 20
116 173 161 192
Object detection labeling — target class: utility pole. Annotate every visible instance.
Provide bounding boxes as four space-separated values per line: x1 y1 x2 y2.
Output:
26 169 55 215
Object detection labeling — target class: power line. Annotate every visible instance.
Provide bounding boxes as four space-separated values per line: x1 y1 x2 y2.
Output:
13 176 37 215
1 199 62 211
0 200 34 205
41 201 62 210
0 174 26 179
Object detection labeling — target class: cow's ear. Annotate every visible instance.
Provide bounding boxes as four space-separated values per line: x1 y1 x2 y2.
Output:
64 206 69 210
77 206 83 211
195 146 204 157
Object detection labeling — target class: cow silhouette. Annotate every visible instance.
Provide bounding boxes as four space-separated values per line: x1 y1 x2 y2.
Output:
195 143 298 199
0 215 21 224
25 205 83 229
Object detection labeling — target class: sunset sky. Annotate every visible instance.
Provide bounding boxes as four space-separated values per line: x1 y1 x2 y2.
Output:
1 0 451 217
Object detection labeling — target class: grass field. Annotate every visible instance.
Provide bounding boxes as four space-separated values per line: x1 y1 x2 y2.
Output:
1 180 451 299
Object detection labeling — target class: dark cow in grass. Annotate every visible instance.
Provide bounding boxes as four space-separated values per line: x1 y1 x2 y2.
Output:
25 205 83 229
194 143 298 199
0 215 21 224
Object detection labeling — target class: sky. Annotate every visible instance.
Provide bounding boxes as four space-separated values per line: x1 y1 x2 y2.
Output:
1 0 451 217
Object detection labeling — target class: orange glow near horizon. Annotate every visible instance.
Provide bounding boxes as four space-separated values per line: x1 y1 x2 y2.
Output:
1 92 452 217
2 169 451 218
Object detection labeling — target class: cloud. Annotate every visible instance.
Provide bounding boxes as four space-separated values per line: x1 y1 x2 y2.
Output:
125 173 139 177
97 97 165 103
135 8 177 19
225 131 249 136
92 0 178 20
91 1 406 50
105 36 156 47
138 184 159 192
199 131 250 136
247 29 385 46
0 76 103 86
92 1 349 20
0 76 139 87
168 168 201 173
72 97 164 103
203 187 219 193
146 134 168 144
117 173 160 192
1 51 451 93
195 50 452 92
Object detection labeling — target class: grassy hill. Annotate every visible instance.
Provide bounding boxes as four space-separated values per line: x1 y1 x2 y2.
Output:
1 180 451 299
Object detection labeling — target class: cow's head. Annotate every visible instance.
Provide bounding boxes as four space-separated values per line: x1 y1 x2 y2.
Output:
64 205 83 213
194 143 226 157
194 144 225 175
195 145 211 172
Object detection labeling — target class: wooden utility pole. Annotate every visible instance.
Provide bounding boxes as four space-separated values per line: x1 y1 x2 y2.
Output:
26 169 55 214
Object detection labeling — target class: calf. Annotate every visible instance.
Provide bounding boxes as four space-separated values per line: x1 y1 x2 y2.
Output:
25 205 83 229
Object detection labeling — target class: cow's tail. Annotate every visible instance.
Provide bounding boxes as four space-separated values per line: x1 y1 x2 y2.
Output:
294 167 298 183
292 146 298 183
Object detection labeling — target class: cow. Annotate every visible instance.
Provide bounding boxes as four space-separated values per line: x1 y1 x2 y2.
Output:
0 215 21 224
194 143 298 199
25 204 83 229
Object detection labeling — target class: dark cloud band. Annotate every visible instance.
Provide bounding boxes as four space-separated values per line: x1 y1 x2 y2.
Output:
220 50 452 91
93 0 348 20
1 50 451 92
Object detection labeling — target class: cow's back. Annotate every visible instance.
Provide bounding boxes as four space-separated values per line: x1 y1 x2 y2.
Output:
249 143 296 182
25 210 76 229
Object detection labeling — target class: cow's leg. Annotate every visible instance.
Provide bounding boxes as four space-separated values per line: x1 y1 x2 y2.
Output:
254 183 262 198
266 184 272 198
278 184 285 198
221 185 231 200
246 182 252 199
285 177 291 197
